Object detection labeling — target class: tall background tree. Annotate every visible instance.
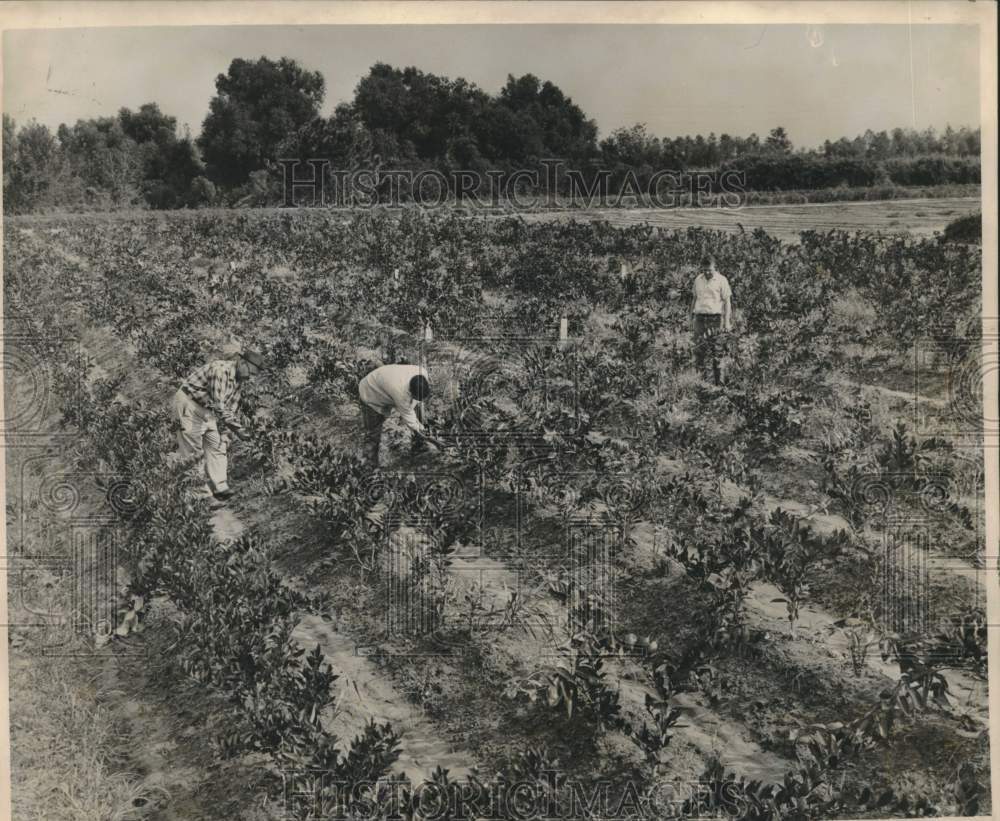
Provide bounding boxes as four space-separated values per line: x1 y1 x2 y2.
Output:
764 126 793 154
3 117 63 213
119 103 206 208
492 73 600 169
3 105 210 213
198 57 325 188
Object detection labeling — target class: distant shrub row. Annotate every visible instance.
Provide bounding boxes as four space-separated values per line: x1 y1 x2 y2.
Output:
721 155 980 192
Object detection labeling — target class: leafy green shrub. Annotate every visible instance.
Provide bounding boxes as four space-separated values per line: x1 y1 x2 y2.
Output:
506 627 623 730
941 211 981 244
760 508 847 634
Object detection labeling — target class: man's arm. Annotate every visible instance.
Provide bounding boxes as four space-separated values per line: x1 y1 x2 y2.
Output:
722 279 733 331
690 279 699 331
210 363 244 435
396 401 424 434
399 401 447 449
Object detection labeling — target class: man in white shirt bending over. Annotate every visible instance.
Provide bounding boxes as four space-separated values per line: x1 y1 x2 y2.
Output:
358 363 444 466
690 256 733 386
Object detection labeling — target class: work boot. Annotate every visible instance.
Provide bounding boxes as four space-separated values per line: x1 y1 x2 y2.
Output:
190 483 215 501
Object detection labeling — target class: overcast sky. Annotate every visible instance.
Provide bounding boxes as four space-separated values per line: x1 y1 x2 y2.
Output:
2 24 980 148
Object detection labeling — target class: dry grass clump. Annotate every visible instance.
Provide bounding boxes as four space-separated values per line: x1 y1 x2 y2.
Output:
9 636 163 821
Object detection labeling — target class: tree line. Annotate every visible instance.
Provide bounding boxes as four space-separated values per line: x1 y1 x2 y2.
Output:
3 105 212 213
2 56 982 213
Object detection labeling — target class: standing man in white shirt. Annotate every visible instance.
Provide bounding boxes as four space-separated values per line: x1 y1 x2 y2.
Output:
690 256 733 386
358 363 444 466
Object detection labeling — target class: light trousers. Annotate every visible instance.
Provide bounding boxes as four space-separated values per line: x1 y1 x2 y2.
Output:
172 389 230 496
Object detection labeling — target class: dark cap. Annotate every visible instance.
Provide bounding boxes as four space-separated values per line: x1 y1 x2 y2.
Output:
241 349 267 371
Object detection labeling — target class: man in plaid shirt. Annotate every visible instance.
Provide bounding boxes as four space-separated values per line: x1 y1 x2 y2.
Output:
172 350 266 504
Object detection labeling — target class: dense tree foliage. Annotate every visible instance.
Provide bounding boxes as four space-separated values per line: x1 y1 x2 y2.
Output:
198 57 325 188
3 105 210 213
328 64 599 172
823 125 980 160
3 116 61 213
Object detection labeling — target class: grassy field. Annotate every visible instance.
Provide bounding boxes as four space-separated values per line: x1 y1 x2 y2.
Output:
3 197 988 819
520 197 982 243
8 195 982 245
